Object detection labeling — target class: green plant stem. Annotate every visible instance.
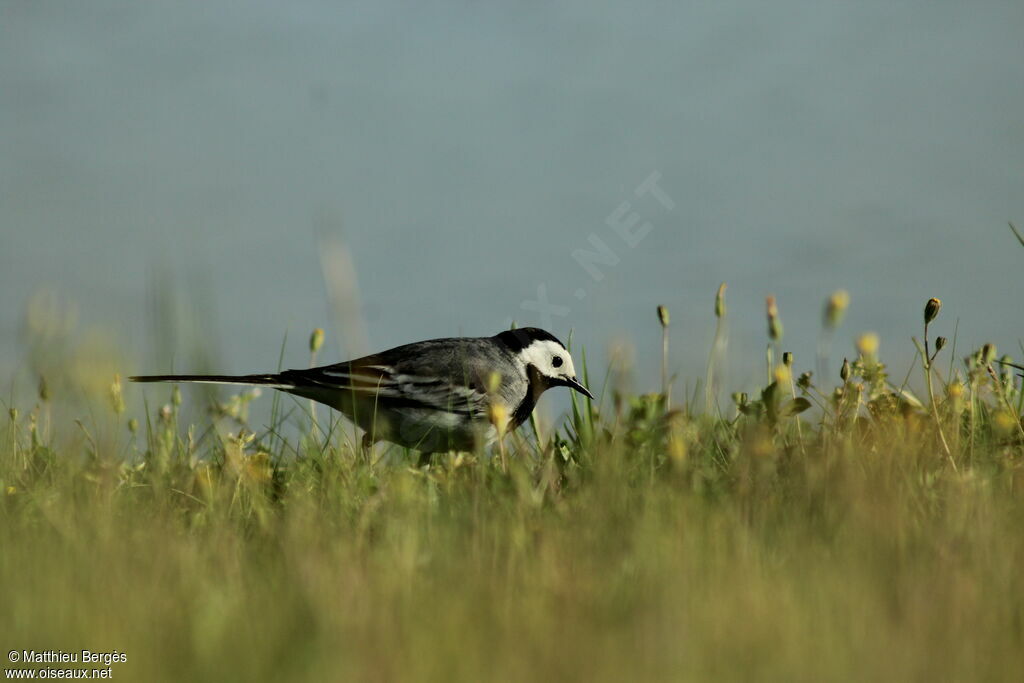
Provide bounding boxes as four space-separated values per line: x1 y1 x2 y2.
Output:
705 316 725 416
661 325 670 411
918 329 954 469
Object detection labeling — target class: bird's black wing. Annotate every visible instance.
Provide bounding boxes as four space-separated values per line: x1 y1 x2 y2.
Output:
281 342 492 418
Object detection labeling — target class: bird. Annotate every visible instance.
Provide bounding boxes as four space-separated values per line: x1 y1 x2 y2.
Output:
130 327 593 454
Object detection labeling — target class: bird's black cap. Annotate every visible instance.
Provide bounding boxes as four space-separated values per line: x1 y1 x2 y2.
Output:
494 327 566 353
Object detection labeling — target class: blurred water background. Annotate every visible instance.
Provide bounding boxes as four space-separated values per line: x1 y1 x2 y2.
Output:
2 0 1022 423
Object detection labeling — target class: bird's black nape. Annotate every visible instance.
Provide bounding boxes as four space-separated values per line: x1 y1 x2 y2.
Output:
494 327 566 353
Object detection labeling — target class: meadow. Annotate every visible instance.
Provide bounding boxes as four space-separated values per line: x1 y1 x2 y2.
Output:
2 290 1023 682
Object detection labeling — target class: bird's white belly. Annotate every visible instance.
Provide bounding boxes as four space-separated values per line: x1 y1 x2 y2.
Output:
295 381 504 453
353 406 493 452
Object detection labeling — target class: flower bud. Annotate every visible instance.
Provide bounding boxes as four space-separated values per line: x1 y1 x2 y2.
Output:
935 337 947 352
1000 355 1015 383
766 296 783 342
946 379 965 417
128 418 139 434
9 408 18 422
110 374 125 415
309 328 325 354
488 402 509 437
656 305 670 328
486 371 502 394
840 358 851 382
981 343 997 366
714 282 727 319
782 352 794 367
824 290 850 330
924 298 941 325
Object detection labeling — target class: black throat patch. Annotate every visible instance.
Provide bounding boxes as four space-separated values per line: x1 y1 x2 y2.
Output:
510 364 548 430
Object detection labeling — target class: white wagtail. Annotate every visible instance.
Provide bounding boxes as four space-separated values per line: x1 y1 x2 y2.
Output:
131 327 593 453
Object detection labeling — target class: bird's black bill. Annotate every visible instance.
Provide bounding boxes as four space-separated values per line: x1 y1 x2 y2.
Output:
557 376 594 400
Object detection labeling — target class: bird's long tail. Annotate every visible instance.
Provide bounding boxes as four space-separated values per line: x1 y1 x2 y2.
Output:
129 373 296 389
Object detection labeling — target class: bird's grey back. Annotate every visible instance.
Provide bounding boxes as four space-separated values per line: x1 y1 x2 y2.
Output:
358 336 518 389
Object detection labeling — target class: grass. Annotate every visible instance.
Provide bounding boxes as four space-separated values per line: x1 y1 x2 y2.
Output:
2 294 1023 682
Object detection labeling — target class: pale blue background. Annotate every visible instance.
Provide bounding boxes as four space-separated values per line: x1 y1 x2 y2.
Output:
2 1 1022 419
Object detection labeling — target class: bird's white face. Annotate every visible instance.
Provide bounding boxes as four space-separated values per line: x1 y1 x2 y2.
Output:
518 340 594 399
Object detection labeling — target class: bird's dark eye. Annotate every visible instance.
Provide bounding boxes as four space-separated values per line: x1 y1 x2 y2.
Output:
552 356 563 368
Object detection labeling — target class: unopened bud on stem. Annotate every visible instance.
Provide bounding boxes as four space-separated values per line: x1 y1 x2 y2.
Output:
714 283 727 319
110 374 125 415
309 328 325 354
824 290 850 330
486 371 502 394
981 343 997 366
766 296 783 342
488 402 509 438
924 298 942 325
656 305 670 328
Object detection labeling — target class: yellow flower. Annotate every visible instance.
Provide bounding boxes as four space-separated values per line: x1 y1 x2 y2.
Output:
857 333 880 358
993 411 1017 436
